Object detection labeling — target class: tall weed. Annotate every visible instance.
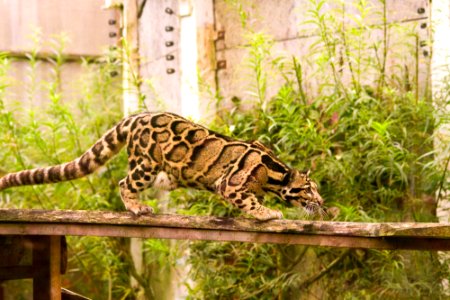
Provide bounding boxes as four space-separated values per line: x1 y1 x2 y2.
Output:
181 0 448 299
0 0 448 298
0 38 169 298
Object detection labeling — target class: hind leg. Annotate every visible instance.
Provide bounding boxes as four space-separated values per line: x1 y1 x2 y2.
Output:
119 176 154 215
119 159 158 215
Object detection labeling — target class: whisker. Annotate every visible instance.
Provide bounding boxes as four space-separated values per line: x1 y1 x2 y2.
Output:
318 210 325 220
318 207 329 220
302 202 329 220
305 204 316 216
298 207 310 219
303 207 311 216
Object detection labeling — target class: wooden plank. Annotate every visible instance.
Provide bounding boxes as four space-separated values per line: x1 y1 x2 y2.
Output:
1 222 450 251
214 0 431 105
214 0 429 50
216 22 430 106
195 0 217 119
139 0 182 113
0 266 39 280
0 209 449 250
4 61 91 111
0 0 118 56
2 209 450 237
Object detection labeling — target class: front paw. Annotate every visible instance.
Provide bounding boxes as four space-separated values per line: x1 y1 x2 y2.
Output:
126 203 154 216
251 208 283 221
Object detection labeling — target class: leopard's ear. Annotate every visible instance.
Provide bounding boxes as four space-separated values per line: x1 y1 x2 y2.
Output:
301 169 311 177
283 169 297 185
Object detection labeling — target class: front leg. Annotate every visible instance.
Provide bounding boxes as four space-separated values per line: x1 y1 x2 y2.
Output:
224 191 283 221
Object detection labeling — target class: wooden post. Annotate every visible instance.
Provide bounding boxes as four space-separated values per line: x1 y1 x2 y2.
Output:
119 1 145 295
32 236 61 300
49 236 61 300
122 0 141 115
194 0 217 120
432 0 450 295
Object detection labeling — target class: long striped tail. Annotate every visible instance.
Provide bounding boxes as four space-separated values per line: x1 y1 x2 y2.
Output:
0 118 130 191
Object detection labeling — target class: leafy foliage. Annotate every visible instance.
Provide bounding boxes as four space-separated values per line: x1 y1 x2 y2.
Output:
177 0 449 299
0 0 449 299
0 38 174 299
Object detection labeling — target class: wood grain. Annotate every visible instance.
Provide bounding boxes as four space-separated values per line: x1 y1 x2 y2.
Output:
0 209 449 250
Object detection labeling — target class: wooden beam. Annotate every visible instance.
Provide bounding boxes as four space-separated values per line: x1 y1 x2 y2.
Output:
0 209 449 250
31 236 62 300
49 236 62 300
0 266 39 280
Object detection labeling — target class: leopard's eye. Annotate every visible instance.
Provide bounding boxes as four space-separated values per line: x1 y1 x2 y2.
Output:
289 188 302 194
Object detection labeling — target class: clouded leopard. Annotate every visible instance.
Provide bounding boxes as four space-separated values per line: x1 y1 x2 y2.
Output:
0 112 324 220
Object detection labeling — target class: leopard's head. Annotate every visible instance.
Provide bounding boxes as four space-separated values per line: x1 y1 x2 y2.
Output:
281 169 324 215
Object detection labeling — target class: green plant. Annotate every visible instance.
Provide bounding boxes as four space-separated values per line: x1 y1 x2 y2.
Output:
178 0 449 299
0 0 448 298
0 37 175 299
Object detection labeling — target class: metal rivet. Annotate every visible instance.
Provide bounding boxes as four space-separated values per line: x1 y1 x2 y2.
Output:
166 54 175 61
165 41 174 47
423 50 429 57
420 23 427 29
217 60 227 70
109 32 117 38
417 7 425 14
217 30 225 40
165 7 174 14
108 19 116 25
166 68 175 74
165 26 174 32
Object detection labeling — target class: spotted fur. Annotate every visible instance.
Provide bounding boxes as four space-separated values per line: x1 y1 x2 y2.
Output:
0 112 323 220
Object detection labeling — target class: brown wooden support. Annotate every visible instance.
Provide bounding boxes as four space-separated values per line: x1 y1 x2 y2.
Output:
0 234 77 300
0 208 449 298
0 209 449 250
49 236 62 300
32 235 62 300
